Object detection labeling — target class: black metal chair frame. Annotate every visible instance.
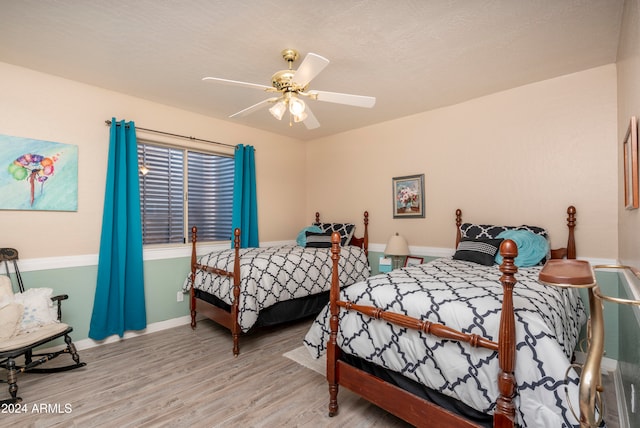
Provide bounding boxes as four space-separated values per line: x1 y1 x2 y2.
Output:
0 248 86 404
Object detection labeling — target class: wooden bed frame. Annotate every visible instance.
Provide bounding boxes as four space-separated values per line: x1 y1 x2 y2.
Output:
189 211 370 356
326 206 577 428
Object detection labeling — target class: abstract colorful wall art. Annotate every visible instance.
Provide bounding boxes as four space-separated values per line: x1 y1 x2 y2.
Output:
1 134 78 211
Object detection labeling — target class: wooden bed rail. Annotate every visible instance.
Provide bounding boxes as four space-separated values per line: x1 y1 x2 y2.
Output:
327 232 519 427
335 301 499 351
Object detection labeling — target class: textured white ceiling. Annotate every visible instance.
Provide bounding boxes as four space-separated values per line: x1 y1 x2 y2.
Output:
0 0 624 141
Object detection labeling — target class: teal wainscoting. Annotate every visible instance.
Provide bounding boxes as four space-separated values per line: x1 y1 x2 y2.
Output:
367 251 437 275
11 257 192 344
617 271 640 427
576 270 621 361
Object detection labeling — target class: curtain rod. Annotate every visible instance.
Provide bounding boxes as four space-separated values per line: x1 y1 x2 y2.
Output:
104 120 236 150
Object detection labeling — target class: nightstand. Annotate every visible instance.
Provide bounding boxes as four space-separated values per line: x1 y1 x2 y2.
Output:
539 259 600 427
539 260 640 427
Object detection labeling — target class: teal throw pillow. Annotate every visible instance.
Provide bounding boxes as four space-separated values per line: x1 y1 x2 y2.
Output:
296 225 323 246
494 230 549 267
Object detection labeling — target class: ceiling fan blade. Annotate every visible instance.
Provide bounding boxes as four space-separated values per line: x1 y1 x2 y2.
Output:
307 90 376 108
202 77 273 91
229 97 278 118
302 105 320 130
292 53 330 87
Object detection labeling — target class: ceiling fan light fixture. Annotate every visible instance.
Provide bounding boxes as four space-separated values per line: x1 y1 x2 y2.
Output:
204 48 375 130
293 110 308 123
269 100 287 120
288 96 306 116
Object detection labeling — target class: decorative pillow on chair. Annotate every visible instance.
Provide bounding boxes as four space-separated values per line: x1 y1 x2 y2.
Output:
315 223 355 246
0 275 12 303
0 303 24 340
13 288 59 334
305 231 333 248
0 276 23 340
452 238 504 266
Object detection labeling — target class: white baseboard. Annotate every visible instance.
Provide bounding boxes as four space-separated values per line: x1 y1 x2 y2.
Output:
573 352 630 427
574 351 618 372
614 367 631 428
73 315 194 351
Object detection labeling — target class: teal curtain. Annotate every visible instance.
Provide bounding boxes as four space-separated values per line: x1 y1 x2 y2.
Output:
89 119 146 340
231 144 259 248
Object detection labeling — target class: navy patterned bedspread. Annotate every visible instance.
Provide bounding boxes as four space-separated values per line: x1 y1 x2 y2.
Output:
184 245 370 332
304 257 587 427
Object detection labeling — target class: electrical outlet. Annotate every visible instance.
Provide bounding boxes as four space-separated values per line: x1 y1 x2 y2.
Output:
177 291 184 302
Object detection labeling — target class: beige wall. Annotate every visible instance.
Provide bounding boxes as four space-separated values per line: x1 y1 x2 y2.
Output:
306 65 618 259
0 62 307 258
0 60 621 261
617 0 640 268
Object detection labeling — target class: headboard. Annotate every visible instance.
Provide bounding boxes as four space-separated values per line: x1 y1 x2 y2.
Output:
315 211 369 256
455 206 576 260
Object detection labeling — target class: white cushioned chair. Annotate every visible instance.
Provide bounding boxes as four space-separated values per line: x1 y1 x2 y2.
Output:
0 248 86 404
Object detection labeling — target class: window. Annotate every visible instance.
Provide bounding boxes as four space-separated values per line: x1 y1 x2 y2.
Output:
138 142 234 244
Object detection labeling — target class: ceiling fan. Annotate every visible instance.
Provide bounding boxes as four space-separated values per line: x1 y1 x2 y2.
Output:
203 49 376 130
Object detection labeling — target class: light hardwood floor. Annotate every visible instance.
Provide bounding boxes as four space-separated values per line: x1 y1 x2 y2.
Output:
1 318 411 428
1 318 621 428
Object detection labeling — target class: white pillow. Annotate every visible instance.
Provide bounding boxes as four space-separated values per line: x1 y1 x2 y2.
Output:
0 302 23 340
13 288 59 333
0 275 13 301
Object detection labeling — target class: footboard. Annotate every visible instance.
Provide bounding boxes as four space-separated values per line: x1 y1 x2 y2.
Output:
326 232 518 428
190 227 242 356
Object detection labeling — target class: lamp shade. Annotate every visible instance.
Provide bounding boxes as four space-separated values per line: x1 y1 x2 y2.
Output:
385 233 409 256
288 96 306 115
293 110 308 123
269 100 286 120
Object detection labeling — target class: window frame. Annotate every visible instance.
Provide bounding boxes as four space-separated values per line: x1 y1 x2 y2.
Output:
137 139 234 248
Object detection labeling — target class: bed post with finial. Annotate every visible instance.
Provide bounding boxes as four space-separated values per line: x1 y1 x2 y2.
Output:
455 209 462 248
190 226 198 329
566 205 576 259
327 231 342 417
550 205 577 260
315 212 321 224
231 228 241 357
363 211 369 257
494 239 518 428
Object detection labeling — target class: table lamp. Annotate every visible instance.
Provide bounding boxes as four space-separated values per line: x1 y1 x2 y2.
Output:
385 232 409 269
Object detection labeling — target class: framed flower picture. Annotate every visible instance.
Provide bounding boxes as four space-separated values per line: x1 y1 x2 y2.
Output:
392 174 425 218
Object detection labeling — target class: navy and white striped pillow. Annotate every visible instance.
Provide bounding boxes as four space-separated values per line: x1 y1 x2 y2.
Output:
305 231 333 248
452 238 504 266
